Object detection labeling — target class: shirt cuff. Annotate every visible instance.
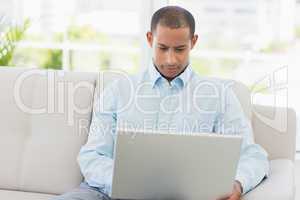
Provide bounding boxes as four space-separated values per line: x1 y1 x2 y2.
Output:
104 169 113 196
235 175 251 195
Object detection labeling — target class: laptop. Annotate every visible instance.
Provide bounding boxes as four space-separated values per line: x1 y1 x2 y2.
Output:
110 129 242 200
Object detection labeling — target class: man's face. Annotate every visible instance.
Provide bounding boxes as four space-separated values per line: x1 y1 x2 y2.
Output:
146 24 198 80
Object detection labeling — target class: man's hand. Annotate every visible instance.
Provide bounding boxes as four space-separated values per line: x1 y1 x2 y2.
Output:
216 181 242 200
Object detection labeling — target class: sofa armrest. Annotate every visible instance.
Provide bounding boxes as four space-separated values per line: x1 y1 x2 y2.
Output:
242 159 295 200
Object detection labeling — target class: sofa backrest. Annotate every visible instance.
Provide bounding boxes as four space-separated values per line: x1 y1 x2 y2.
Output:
0 67 296 195
0 67 97 194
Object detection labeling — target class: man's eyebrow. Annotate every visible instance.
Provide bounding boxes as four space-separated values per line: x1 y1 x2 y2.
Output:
175 45 187 48
157 43 187 48
157 43 168 47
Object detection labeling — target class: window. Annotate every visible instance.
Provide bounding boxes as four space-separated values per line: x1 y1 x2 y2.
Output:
8 0 148 73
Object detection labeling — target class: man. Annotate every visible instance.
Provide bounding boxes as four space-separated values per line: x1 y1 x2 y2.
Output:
52 6 269 200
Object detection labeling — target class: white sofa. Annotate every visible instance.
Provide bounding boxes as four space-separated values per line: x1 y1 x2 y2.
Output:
0 67 296 200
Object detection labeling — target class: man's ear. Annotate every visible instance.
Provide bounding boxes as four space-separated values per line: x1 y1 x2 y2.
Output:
191 34 198 50
146 31 153 48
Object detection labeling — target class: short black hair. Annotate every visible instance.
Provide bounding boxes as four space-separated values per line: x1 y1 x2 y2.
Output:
150 6 195 37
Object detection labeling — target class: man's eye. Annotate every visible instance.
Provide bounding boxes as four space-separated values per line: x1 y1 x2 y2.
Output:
159 47 168 51
175 48 184 52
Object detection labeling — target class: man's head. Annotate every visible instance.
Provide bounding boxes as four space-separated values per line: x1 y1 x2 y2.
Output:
147 6 198 81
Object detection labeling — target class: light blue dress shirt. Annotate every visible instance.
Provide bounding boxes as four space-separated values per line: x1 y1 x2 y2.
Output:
78 64 270 196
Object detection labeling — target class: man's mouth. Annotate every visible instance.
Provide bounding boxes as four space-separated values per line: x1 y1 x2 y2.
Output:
165 65 178 70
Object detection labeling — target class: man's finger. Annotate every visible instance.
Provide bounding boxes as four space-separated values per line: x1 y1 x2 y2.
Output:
227 193 241 200
216 193 231 200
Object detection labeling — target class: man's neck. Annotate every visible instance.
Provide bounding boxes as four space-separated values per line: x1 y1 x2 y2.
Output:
154 64 189 83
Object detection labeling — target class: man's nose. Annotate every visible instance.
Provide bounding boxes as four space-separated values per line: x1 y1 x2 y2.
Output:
166 50 177 65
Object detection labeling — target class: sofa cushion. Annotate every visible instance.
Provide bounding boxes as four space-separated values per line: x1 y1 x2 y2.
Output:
233 81 296 161
243 159 295 200
0 189 56 200
0 67 97 194
251 105 296 161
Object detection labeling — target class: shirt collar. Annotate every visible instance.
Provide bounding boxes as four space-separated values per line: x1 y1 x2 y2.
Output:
148 63 193 89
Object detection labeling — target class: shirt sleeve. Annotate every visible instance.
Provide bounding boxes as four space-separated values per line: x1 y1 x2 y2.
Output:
214 83 270 194
77 81 118 195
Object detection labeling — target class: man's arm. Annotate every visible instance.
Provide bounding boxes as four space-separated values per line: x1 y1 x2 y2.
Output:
214 83 270 195
77 82 118 195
